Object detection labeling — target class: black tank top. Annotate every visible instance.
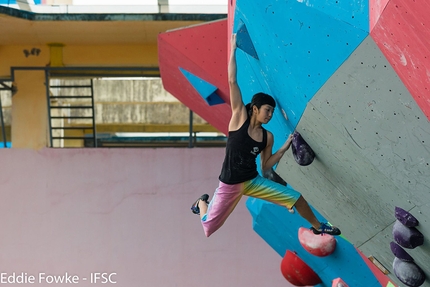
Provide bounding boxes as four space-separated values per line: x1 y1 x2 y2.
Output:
219 117 267 184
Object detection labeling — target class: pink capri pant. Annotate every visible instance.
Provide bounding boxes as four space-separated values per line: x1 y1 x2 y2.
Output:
201 175 301 237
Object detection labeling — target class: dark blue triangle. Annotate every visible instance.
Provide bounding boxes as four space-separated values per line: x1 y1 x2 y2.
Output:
236 19 259 60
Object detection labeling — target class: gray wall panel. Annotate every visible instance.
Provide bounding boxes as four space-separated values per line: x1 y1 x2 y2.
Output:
277 105 411 247
276 35 430 285
311 36 430 205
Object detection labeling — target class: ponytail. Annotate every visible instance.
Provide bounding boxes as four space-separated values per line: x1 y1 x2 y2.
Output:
245 103 253 117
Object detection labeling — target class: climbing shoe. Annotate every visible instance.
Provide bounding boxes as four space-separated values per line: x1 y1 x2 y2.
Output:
311 222 341 236
191 194 210 215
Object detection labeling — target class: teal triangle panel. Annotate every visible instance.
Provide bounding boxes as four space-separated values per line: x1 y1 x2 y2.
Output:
179 68 224 106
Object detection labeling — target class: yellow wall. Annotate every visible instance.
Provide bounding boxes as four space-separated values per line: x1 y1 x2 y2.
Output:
0 43 158 77
64 44 158 66
0 45 49 77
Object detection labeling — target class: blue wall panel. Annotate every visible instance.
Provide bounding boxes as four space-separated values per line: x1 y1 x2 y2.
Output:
246 198 382 287
233 0 368 150
295 0 369 32
0 0 42 4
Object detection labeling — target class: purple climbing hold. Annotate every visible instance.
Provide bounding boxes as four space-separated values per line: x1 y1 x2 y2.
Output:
393 257 426 287
392 220 424 249
291 132 315 166
395 206 419 227
390 241 414 262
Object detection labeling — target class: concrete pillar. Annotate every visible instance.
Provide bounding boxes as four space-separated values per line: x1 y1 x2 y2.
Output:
158 0 169 13
16 0 35 11
12 70 48 149
48 43 64 67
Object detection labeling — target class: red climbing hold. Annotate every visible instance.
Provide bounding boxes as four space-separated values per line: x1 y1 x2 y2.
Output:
281 250 322 286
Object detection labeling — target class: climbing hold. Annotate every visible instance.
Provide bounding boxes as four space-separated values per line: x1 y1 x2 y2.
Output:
390 241 414 262
298 227 336 257
393 257 426 287
280 250 322 286
395 206 419 227
292 131 315 166
332 278 349 287
236 20 259 60
392 220 424 249
179 67 224 106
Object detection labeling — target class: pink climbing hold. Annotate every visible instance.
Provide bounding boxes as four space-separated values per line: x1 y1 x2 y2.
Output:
332 278 349 287
281 250 322 286
298 227 337 257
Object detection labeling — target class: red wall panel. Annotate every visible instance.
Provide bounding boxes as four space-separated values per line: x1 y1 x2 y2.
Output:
371 0 430 120
158 19 231 134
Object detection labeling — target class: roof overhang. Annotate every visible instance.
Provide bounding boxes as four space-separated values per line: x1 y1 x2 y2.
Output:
0 5 226 46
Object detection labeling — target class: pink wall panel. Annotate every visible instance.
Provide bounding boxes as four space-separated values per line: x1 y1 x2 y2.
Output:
371 0 430 120
228 0 236 45
0 148 289 287
369 0 390 31
158 20 231 135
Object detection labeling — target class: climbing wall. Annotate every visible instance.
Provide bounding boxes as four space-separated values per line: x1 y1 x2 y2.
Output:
158 19 230 134
372 1 430 117
158 0 430 286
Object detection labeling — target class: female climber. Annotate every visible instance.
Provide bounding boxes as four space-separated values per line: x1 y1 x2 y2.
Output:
191 33 341 238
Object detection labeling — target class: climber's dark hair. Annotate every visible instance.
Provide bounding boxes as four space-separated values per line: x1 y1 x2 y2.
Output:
245 93 276 117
